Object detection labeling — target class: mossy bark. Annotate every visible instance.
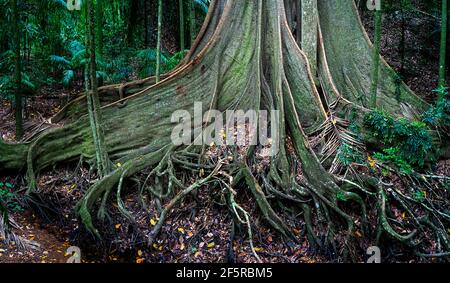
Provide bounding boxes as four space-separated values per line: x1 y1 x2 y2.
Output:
439 0 448 88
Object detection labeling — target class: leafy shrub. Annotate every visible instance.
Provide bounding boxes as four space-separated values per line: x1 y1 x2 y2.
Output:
422 86 449 127
364 110 433 169
0 182 23 213
337 143 364 167
0 51 36 101
373 147 413 174
136 49 187 78
50 40 107 87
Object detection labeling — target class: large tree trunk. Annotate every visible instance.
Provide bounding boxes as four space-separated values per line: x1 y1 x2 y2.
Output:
0 0 447 261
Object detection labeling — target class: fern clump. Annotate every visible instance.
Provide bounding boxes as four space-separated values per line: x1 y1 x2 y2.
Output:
363 110 433 169
422 86 450 127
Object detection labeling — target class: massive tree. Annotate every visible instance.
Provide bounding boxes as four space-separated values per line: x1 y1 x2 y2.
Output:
0 0 448 261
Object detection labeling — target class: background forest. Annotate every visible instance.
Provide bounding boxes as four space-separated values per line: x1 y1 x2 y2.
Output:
0 0 449 263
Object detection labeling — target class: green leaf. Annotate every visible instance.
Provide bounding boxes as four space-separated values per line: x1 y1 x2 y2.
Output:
63 70 75 87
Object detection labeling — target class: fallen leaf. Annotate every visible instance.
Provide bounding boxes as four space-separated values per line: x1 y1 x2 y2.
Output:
115 224 122 229
207 242 215 248
136 257 144 264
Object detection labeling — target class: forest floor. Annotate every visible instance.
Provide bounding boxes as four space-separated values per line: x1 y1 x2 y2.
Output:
1 6 449 263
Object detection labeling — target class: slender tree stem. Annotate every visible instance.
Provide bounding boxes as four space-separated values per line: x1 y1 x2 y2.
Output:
156 0 163 83
87 0 110 177
190 0 196 46
179 0 185 51
370 4 383 108
438 0 448 89
12 0 23 140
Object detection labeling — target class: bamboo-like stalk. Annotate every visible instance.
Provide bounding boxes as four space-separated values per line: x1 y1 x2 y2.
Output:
370 5 382 108
12 0 23 140
438 0 448 89
156 0 163 82
179 0 185 51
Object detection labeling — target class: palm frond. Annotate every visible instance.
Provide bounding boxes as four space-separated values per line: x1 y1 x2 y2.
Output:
62 70 75 87
310 114 365 174
0 201 39 251
96 70 108 80
194 0 210 14
50 55 71 67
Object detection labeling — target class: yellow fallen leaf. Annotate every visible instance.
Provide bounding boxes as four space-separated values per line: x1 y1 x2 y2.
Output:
187 231 194 237
116 163 122 167
150 219 157 226
199 168 205 177
177 227 185 234
137 250 143 257
115 224 122 229
254 247 263 252
207 242 215 248
136 257 144 264
401 212 406 219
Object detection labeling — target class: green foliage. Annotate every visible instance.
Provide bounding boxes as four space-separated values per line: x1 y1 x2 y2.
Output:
373 147 413 174
422 86 450 127
105 55 132 83
164 50 188 71
0 0 210 89
50 40 108 86
337 143 364 167
413 190 426 202
0 50 35 100
194 0 211 14
364 110 434 169
0 182 22 213
137 49 187 78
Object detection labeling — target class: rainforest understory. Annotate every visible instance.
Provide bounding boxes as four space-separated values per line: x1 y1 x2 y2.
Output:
1 0 449 262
